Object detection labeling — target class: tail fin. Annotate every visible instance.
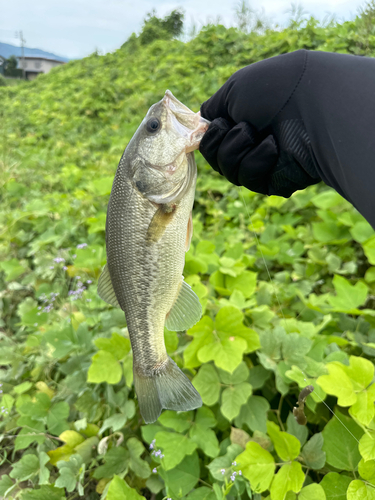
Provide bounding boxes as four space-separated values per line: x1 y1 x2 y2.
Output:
134 357 202 424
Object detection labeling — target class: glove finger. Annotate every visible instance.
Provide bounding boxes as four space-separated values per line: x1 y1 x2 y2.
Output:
237 135 279 194
199 118 232 173
216 121 277 189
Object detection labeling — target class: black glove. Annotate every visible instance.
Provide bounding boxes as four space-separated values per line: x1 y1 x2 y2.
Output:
199 50 322 197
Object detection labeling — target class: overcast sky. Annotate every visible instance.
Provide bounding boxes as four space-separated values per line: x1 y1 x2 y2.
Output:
0 0 367 60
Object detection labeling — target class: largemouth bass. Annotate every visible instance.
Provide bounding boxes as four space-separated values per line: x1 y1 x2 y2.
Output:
98 90 209 423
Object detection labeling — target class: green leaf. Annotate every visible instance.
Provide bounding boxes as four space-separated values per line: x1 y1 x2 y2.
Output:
317 362 357 406
93 447 130 479
10 454 40 481
186 486 216 500
221 382 252 421
311 190 344 209
195 406 217 429
15 417 46 450
192 365 221 406
55 455 83 492
226 270 257 297
358 458 375 484
215 306 260 353
74 436 99 463
59 430 85 448
158 410 193 432
0 475 15 497
14 381 33 394
358 430 375 462
38 452 51 485
127 437 151 478
159 451 200 498
99 413 127 434
347 480 375 500
87 350 122 384
235 441 275 493
19 392 51 418
320 472 352 500
94 332 131 360
343 356 374 391
270 461 305 500
20 485 65 500
267 421 300 461
312 222 344 243
154 431 197 471
47 402 70 435
198 336 247 373
286 412 308 447
350 385 375 426
0 258 27 281
301 433 326 470
350 221 374 243
189 423 220 457
235 395 270 433
184 316 215 369
217 361 249 384
363 235 375 265
107 475 145 500
207 443 243 481
299 483 326 500
328 275 368 312
322 410 363 470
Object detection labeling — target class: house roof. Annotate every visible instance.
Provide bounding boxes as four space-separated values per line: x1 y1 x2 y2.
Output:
18 56 65 65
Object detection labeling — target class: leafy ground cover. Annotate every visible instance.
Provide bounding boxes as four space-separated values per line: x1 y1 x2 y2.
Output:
1 13 375 500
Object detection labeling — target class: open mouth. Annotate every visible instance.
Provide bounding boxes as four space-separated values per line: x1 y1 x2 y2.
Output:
162 90 210 153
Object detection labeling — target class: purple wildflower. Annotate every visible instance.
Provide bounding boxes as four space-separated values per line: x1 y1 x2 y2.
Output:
221 469 225 475
77 243 87 249
149 439 156 450
232 461 237 466
87 280 92 284
152 468 157 473
54 257 65 263
63 266 67 271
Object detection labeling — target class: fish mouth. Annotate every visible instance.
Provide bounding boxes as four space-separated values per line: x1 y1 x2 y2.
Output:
163 90 210 153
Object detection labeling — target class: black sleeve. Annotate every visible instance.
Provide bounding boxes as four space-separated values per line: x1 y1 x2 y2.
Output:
200 49 375 229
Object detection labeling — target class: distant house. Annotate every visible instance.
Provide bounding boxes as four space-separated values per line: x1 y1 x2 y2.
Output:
0 55 5 75
17 56 65 80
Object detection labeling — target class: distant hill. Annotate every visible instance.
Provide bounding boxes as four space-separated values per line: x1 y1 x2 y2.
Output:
0 41 69 62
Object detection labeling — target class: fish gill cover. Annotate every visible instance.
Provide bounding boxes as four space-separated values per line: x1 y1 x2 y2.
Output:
1 9 375 500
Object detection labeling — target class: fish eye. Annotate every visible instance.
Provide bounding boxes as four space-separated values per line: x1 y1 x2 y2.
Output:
146 118 161 134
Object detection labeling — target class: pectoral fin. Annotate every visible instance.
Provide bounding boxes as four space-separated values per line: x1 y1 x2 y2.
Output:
97 264 120 308
165 280 202 331
146 204 176 245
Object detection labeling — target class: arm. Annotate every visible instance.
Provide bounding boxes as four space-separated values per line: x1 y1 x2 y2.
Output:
200 49 375 229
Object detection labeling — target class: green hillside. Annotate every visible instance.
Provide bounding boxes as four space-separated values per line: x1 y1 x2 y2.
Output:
1 13 375 500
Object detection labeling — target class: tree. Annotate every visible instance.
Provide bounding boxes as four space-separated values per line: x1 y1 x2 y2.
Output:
122 9 184 49
4 55 23 78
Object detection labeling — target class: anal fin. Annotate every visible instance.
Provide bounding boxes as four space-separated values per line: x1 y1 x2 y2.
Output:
165 280 202 331
97 264 120 308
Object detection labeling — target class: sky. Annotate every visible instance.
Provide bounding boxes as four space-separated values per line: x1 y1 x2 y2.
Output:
0 0 368 60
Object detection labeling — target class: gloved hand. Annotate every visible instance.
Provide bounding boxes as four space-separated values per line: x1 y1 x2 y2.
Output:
199 50 322 197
